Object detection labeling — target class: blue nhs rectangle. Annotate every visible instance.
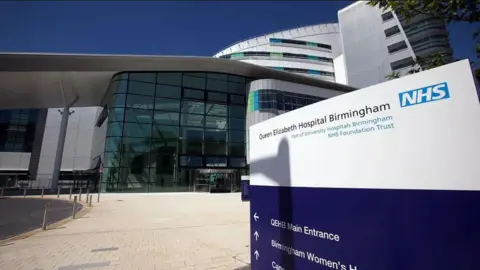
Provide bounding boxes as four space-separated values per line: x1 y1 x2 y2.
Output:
398 82 450 108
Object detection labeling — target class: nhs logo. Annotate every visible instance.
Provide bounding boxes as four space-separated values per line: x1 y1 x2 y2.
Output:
399 82 450 108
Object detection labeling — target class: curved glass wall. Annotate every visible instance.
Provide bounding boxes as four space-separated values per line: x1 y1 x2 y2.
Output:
102 72 249 193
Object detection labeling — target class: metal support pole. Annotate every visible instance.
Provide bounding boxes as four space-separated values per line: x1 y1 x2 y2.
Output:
86 189 90 204
69 187 72 200
89 195 93 207
42 200 50 230
41 186 44 198
0 187 3 198
79 187 82 201
23 187 27 197
72 196 77 219
57 187 61 198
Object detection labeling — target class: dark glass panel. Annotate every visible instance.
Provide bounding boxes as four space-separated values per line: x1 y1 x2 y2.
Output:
229 130 245 143
152 125 178 139
154 98 180 112
129 73 156 83
228 82 245 94
157 73 182 86
228 117 245 130
155 84 181 99
205 103 227 116
229 143 245 156
108 108 125 122
123 137 151 153
153 111 179 126
204 142 227 155
184 89 204 100
204 129 227 142
205 116 227 130
128 81 155 96
105 137 122 152
182 100 205 115
230 157 246 167
111 94 126 107
123 123 152 138
181 113 204 127
205 156 227 167
107 122 123 137
179 127 203 141
228 106 245 118
183 75 205 89
180 156 203 167
207 92 227 102
124 108 153 124
206 79 228 93
126 94 154 110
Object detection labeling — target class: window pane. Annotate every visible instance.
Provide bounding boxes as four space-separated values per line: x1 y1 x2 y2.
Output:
228 82 245 94
228 106 245 118
205 156 227 167
205 116 227 129
229 117 245 130
182 100 205 115
207 92 227 102
207 73 228 81
156 84 181 99
152 125 178 139
179 127 203 141
129 73 156 83
151 139 177 156
206 103 227 116
229 143 245 156
128 81 155 96
123 123 152 137
105 137 122 152
111 94 126 107
126 94 154 110
154 98 180 112
184 89 204 100
150 154 175 172
107 122 123 137
104 152 122 168
204 142 227 155
180 156 203 167
204 129 227 142
230 94 245 104
124 108 153 123
229 130 245 143
112 80 128 94
179 140 203 155
206 79 228 92
153 111 179 126
183 75 205 89
113 73 128 81
108 108 125 122
123 137 151 153
230 157 246 167
157 73 182 86
229 75 246 83
181 113 204 127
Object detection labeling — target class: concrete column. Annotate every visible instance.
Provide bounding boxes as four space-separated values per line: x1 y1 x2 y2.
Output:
51 107 71 189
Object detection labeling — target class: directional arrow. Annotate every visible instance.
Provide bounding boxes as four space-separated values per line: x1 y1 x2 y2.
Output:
254 250 260 260
254 231 259 241
253 212 259 222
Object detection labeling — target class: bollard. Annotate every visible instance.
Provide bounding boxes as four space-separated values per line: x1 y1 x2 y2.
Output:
97 190 100 203
0 187 3 198
23 187 27 197
86 189 90 204
41 186 44 198
72 196 77 219
79 187 82 201
89 195 93 207
69 187 73 200
42 200 51 230
57 187 61 198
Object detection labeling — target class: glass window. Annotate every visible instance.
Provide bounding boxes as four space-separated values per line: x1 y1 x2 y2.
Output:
382 12 394 22
206 79 228 93
228 82 245 94
228 106 245 118
123 123 152 138
205 116 227 129
230 157 246 167
149 154 175 172
229 75 246 83
125 95 153 110
153 111 179 126
387 41 408 54
107 122 123 137
230 95 245 104
154 98 180 112
181 113 204 127
104 152 122 168
182 100 205 115
113 73 128 81
124 108 153 124
229 130 245 143
207 73 228 81
229 117 245 130
206 103 227 116
150 139 177 155
128 81 155 96
105 137 122 152
129 73 156 83
123 137 151 153
183 75 205 89
108 108 125 122
207 92 227 102
155 84 181 99
180 156 203 167
152 125 178 139
204 142 227 155
229 143 245 156
204 129 227 142
157 73 182 86
184 89 204 100
111 94 126 107
110 80 128 94
179 127 203 141
205 156 227 167
179 140 203 155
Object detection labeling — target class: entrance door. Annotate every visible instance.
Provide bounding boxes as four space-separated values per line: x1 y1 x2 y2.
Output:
193 169 237 193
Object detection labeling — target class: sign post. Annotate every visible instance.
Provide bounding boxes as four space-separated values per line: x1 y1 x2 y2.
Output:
249 60 480 270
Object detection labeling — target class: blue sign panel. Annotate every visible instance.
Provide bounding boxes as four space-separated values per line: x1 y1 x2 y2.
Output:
249 186 480 270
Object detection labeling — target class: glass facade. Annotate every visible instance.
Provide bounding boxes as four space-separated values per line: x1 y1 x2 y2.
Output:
0 109 40 152
248 89 325 112
102 72 249 193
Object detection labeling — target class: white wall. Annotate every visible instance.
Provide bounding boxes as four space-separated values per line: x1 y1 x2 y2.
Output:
333 54 347 85
0 152 30 170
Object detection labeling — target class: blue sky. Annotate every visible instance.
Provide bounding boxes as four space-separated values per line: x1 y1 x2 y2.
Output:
0 1 476 61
